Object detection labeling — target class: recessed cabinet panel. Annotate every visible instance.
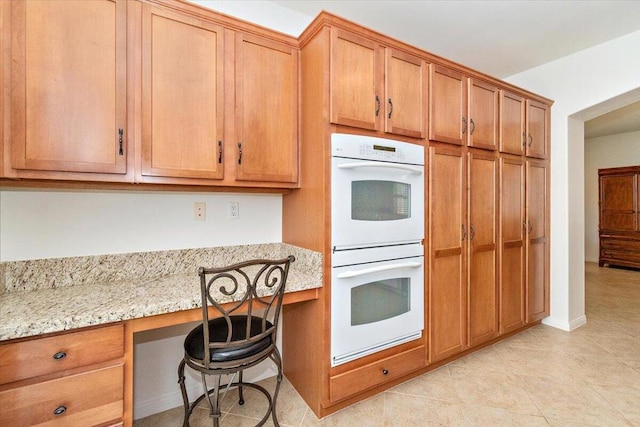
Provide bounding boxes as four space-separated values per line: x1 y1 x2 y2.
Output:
141 6 224 180
600 174 637 230
429 65 466 145
11 0 126 174
385 49 426 138
500 91 525 155
468 79 499 150
330 29 379 130
235 34 298 183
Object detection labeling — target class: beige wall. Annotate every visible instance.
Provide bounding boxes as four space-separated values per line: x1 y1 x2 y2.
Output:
584 131 640 262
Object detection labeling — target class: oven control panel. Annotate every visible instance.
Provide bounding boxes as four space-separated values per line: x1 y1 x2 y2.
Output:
332 133 424 166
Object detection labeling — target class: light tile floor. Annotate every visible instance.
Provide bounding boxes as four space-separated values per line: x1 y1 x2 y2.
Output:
135 263 640 426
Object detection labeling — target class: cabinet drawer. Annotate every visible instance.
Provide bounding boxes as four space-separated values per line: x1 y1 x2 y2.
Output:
0 363 123 426
600 239 640 252
0 324 123 385
329 346 425 402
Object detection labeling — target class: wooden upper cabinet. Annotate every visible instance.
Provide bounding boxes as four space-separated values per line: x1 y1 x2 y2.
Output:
525 100 549 159
10 0 127 175
330 28 380 131
468 79 499 150
429 64 466 145
384 48 427 138
235 34 298 183
500 91 526 155
140 4 224 180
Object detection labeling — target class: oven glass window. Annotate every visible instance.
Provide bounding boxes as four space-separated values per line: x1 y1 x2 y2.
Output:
351 278 410 326
352 181 410 221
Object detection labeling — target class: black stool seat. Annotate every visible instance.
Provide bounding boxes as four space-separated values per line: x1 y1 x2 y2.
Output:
184 316 273 363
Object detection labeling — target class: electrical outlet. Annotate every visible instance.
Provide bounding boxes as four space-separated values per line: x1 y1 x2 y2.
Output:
194 202 206 221
228 202 239 220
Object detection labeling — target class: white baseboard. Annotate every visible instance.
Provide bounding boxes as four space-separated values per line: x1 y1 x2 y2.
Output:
542 314 587 331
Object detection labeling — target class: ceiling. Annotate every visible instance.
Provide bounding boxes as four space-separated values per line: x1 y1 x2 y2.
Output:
271 0 640 138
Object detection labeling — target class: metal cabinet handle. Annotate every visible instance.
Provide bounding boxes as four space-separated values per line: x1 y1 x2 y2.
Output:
529 221 533 233
52 351 67 360
528 133 533 147
522 132 527 147
523 221 528 236
375 95 381 117
387 98 393 119
218 140 223 164
470 224 475 240
462 224 467 241
237 143 242 165
118 128 124 155
53 406 67 416
470 118 475 135
462 117 467 134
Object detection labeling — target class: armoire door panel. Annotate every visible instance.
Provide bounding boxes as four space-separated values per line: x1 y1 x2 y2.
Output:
600 174 637 230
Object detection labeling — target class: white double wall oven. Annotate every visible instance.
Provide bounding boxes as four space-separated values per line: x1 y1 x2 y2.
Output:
330 133 425 366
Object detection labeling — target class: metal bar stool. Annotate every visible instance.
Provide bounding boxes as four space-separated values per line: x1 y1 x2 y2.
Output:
177 256 295 427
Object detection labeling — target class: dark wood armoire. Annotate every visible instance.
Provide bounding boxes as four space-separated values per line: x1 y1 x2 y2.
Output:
599 166 640 268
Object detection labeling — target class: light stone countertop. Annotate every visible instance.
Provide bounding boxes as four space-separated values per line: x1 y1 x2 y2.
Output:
0 243 322 341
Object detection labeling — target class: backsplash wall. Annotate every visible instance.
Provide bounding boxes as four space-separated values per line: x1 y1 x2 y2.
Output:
0 189 282 262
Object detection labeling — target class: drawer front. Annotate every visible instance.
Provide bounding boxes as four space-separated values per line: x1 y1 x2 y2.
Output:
0 363 123 426
600 239 640 252
0 324 123 385
330 346 425 402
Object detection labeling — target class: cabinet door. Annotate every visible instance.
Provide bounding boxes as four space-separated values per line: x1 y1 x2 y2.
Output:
11 0 126 174
330 28 380 131
599 173 637 231
499 156 525 334
526 160 549 323
235 34 298 183
467 151 498 346
141 5 224 180
429 145 466 362
384 49 426 138
429 65 467 145
500 91 525 155
525 100 549 159
468 79 499 150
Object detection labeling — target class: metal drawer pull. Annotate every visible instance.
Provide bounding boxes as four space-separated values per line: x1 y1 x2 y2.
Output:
382 369 389 375
336 261 422 279
375 95 381 117
470 118 475 135
53 406 67 416
462 117 467 134
52 351 67 360
337 162 423 175
387 98 393 119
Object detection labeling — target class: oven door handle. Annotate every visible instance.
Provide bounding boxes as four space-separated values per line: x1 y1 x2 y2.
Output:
337 162 423 175
336 261 423 279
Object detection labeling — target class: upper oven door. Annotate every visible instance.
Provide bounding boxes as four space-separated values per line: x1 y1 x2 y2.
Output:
331 156 424 249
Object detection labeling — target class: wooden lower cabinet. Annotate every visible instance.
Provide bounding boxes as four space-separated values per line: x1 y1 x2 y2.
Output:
526 159 549 322
499 156 526 333
329 346 425 402
0 324 124 427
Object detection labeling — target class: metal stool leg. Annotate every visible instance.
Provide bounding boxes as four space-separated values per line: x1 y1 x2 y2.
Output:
177 359 190 427
270 348 283 427
238 370 245 405
202 373 222 427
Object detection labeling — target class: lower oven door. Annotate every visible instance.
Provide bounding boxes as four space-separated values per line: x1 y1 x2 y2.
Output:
331 254 424 366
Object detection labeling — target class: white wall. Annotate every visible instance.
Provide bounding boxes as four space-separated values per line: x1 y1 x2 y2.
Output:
0 189 282 262
584 131 640 262
506 31 640 331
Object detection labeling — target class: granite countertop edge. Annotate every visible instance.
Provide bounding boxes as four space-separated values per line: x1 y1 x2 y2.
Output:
0 245 322 342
